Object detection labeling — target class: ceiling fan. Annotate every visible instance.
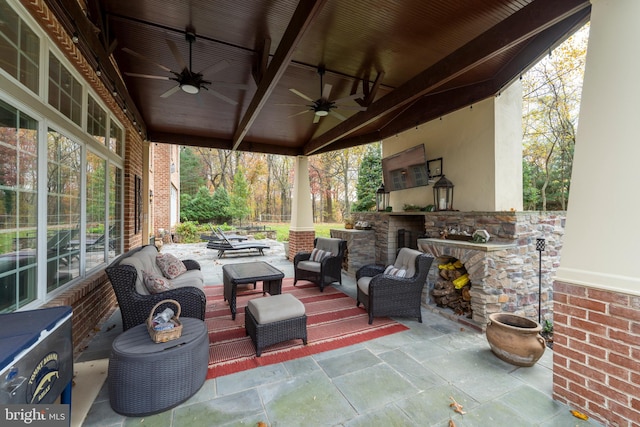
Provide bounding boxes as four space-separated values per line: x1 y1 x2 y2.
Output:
282 66 367 123
122 27 247 105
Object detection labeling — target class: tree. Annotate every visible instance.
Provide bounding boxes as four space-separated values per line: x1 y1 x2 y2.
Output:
180 147 206 196
211 186 232 223
230 167 251 223
352 144 382 212
522 24 588 210
180 186 215 222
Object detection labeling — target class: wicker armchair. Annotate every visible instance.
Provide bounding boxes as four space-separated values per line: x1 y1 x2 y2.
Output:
293 237 347 292
105 245 206 331
356 248 434 324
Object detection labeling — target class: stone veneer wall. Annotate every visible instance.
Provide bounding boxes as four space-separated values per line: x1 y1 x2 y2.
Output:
553 282 640 427
330 229 375 276
353 211 565 326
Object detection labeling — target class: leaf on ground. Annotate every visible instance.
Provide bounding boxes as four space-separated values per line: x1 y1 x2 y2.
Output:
449 396 466 415
570 410 589 420
449 419 457 427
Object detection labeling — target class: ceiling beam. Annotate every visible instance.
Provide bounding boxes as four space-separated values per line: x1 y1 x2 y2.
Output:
231 0 328 150
148 131 302 156
303 0 591 155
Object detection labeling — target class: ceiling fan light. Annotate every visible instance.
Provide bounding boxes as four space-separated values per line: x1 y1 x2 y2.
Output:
181 84 199 94
315 110 329 117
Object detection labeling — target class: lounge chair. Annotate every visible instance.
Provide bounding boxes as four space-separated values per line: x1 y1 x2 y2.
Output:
206 230 269 258
199 224 247 243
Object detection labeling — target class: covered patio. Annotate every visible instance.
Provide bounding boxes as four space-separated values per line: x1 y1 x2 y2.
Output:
74 242 599 427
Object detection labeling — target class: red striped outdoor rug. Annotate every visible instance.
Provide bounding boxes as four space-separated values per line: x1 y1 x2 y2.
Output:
204 278 409 379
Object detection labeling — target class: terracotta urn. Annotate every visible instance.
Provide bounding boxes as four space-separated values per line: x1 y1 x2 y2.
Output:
485 313 546 367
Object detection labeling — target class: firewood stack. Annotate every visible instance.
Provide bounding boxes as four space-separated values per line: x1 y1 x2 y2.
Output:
432 256 472 316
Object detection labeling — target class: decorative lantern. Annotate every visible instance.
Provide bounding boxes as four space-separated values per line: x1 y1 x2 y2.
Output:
433 175 454 211
376 183 389 212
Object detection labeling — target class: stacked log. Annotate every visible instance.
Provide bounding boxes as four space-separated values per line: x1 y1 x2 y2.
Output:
432 256 472 317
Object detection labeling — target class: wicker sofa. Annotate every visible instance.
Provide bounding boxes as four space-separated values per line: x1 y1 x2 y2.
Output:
105 245 206 331
356 248 434 324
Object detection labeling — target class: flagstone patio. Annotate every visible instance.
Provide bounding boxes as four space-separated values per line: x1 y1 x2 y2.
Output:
73 242 603 427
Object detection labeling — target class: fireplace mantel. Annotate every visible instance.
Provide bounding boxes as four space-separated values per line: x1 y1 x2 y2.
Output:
418 238 516 252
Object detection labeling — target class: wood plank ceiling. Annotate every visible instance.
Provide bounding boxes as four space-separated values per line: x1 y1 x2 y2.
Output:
54 0 590 155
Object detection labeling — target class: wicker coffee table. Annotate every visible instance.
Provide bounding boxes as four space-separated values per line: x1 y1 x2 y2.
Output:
108 317 209 416
222 261 285 320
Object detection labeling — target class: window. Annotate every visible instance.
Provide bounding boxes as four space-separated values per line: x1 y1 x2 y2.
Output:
0 0 40 93
87 95 107 145
0 99 38 312
109 164 122 261
46 129 81 291
48 53 82 126
85 151 106 270
1 1 126 313
109 120 123 156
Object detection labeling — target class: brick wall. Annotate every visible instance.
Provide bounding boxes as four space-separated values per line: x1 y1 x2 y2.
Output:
289 230 315 260
554 281 640 427
153 143 172 237
43 271 117 357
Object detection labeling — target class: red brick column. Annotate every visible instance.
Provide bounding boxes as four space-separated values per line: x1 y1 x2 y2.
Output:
289 230 315 260
553 281 640 427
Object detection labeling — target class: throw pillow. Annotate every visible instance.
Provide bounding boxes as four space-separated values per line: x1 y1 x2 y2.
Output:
143 270 173 294
384 265 407 277
310 248 329 262
156 253 187 279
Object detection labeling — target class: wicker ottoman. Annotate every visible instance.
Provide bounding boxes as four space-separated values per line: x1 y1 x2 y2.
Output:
245 293 307 357
108 318 209 416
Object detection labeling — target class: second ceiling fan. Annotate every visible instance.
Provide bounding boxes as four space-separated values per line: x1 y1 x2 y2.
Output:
122 26 248 105
284 66 367 123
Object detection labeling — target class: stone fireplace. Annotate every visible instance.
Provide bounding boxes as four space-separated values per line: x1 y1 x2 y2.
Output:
351 211 565 329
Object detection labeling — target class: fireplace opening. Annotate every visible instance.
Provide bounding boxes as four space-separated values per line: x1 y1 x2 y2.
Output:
431 256 472 318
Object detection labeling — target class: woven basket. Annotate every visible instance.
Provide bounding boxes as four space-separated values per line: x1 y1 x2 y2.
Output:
147 299 183 343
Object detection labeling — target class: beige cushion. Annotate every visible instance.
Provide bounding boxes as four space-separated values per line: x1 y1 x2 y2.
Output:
393 248 421 277
248 294 305 324
297 260 321 273
315 237 342 255
357 276 373 295
170 269 204 289
120 245 204 295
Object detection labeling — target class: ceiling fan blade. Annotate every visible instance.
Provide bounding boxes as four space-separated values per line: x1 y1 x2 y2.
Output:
213 82 249 90
288 110 311 118
198 59 231 76
333 92 364 104
122 47 172 73
124 72 171 81
208 89 238 105
159 85 181 98
330 110 347 121
276 103 307 107
313 114 321 124
290 88 314 102
335 105 367 111
166 39 189 72
322 83 333 100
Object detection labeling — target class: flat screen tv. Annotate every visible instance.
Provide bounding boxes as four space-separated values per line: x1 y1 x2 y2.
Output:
381 144 429 191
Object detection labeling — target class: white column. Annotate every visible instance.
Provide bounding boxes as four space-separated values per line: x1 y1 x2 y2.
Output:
556 0 640 295
290 156 314 231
